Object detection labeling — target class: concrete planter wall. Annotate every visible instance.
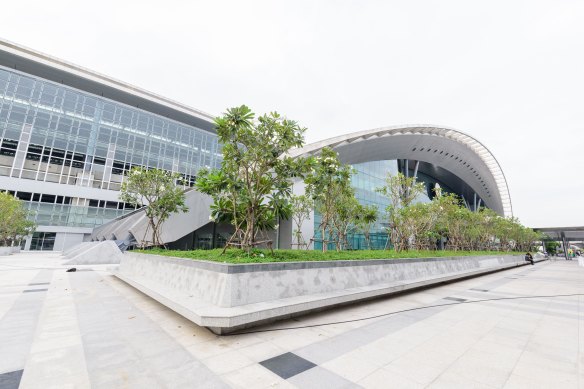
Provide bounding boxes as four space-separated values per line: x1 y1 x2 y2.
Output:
115 252 537 334
0 247 12 256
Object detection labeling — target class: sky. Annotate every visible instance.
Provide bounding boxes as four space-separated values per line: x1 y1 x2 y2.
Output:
1 0 582 227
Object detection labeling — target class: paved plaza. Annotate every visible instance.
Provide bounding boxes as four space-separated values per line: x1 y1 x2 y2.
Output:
0 253 583 389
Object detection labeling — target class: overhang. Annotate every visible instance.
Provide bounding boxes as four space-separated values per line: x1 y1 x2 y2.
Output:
534 226 584 241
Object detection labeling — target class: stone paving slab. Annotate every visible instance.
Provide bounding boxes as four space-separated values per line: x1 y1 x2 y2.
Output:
0 253 582 388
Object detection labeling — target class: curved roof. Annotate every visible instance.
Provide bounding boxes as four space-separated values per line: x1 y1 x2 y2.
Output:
289 125 513 217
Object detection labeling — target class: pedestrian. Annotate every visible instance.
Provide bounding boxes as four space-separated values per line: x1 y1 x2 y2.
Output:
525 252 534 265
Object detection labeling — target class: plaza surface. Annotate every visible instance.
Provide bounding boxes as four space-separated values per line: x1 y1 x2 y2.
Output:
0 252 582 389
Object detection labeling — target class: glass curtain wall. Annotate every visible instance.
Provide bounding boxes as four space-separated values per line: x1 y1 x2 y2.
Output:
313 159 439 251
0 65 220 228
0 66 221 189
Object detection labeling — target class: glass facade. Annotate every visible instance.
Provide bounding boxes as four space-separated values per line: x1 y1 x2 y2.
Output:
0 65 220 230
23 202 130 229
29 232 56 251
314 159 445 251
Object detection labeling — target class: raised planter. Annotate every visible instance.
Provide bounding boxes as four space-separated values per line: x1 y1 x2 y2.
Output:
114 252 541 334
0 247 12 256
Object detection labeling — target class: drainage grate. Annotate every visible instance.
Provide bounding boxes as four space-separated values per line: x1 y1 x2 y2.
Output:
260 352 316 379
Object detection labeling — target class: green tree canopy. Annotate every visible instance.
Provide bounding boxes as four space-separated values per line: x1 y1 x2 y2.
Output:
290 194 313 249
376 172 425 251
120 167 188 247
0 192 35 247
195 105 308 252
304 147 355 252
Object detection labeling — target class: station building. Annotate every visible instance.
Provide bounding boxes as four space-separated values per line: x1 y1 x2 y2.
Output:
0 39 513 251
0 39 219 250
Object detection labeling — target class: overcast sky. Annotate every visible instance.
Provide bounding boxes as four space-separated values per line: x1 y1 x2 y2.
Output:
2 0 582 227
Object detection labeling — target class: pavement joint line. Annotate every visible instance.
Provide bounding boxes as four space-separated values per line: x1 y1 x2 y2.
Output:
229 293 584 336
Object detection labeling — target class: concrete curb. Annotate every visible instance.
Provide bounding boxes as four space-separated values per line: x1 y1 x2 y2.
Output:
113 253 543 334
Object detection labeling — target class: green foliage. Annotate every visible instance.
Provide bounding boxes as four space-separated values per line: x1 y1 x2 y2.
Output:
332 193 362 251
355 204 378 250
139 248 509 264
0 192 35 246
120 167 188 247
544 240 560 254
376 172 425 251
195 105 307 251
375 179 541 252
290 194 313 249
304 147 356 251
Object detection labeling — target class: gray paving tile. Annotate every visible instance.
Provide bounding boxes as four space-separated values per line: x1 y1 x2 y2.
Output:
0 369 23 389
260 352 316 379
70 272 230 388
295 303 448 364
0 270 52 374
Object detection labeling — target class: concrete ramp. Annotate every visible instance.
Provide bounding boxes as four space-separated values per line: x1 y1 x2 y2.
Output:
90 189 213 246
63 241 124 265
62 242 93 258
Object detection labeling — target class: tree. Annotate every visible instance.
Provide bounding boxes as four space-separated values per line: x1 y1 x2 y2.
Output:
400 202 438 250
120 167 188 247
290 194 313 249
304 147 354 252
195 105 307 252
331 193 361 251
376 172 424 251
545 240 560 255
356 204 378 250
0 192 36 247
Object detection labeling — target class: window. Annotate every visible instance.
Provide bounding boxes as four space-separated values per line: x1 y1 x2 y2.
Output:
29 232 56 251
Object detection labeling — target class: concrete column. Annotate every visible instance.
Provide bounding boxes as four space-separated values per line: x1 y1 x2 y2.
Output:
413 160 419 180
102 144 116 190
10 123 32 178
84 100 102 172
